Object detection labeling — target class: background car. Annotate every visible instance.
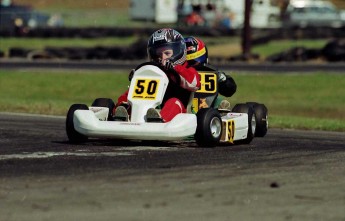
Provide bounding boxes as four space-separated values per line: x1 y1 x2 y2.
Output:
0 2 63 34
283 0 345 28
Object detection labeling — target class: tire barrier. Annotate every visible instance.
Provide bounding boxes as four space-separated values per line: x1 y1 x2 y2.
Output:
321 39 345 62
0 26 236 38
266 47 321 62
266 39 345 62
7 38 345 62
8 38 148 60
1 26 344 39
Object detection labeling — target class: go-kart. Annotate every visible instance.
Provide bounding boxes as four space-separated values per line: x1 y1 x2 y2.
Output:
66 62 268 147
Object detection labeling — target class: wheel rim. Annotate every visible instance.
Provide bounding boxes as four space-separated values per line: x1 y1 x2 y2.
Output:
251 115 256 135
265 114 268 129
210 117 222 138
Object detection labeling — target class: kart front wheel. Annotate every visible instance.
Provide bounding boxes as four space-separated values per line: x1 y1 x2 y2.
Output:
66 104 89 143
232 103 256 144
195 108 222 147
91 98 116 121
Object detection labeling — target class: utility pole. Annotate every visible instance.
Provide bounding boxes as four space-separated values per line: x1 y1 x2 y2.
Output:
242 0 252 59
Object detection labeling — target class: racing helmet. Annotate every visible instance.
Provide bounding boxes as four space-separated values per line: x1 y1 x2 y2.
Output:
147 28 187 66
184 36 208 66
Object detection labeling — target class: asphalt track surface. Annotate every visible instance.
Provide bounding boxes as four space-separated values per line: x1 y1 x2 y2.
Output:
0 112 345 221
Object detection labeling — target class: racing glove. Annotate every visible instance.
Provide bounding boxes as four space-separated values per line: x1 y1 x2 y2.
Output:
164 59 175 71
218 71 227 82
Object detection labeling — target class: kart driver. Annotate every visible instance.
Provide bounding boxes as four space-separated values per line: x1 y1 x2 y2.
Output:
184 36 237 110
114 28 201 122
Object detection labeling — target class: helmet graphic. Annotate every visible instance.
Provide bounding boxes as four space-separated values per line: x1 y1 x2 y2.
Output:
184 36 208 66
147 28 187 66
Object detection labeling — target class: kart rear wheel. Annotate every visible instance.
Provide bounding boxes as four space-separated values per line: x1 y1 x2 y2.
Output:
66 104 88 143
232 103 256 144
195 108 222 147
246 102 268 137
91 98 116 121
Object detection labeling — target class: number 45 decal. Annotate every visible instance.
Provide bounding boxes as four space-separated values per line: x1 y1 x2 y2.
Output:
132 79 160 100
197 73 217 93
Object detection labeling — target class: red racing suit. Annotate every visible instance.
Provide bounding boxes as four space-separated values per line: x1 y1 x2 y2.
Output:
117 62 201 122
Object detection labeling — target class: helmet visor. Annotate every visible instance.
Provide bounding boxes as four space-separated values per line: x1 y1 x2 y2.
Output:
148 41 184 61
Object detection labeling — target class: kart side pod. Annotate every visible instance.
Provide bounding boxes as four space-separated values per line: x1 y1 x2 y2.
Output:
220 113 252 143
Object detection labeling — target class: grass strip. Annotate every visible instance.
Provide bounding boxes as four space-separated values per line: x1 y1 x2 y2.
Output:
0 69 344 131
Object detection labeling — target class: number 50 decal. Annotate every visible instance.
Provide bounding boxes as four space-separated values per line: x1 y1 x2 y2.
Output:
197 73 217 93
132 79 160 100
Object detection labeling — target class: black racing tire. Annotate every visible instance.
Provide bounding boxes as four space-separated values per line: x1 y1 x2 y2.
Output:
246 102 268 137
91 98 116 121
66 104 89 143
232 103 256 144
194 108 222 147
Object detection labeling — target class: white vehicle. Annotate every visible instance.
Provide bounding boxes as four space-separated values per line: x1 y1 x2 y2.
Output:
129 0 178 23
66 63 268 147
223 0 281 28
283 0 345 28
177 0 281 28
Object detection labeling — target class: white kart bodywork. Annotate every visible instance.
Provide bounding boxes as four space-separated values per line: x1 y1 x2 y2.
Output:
73 65 197 140
71 64 251 144
220 113 252 143
74 109 196 140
